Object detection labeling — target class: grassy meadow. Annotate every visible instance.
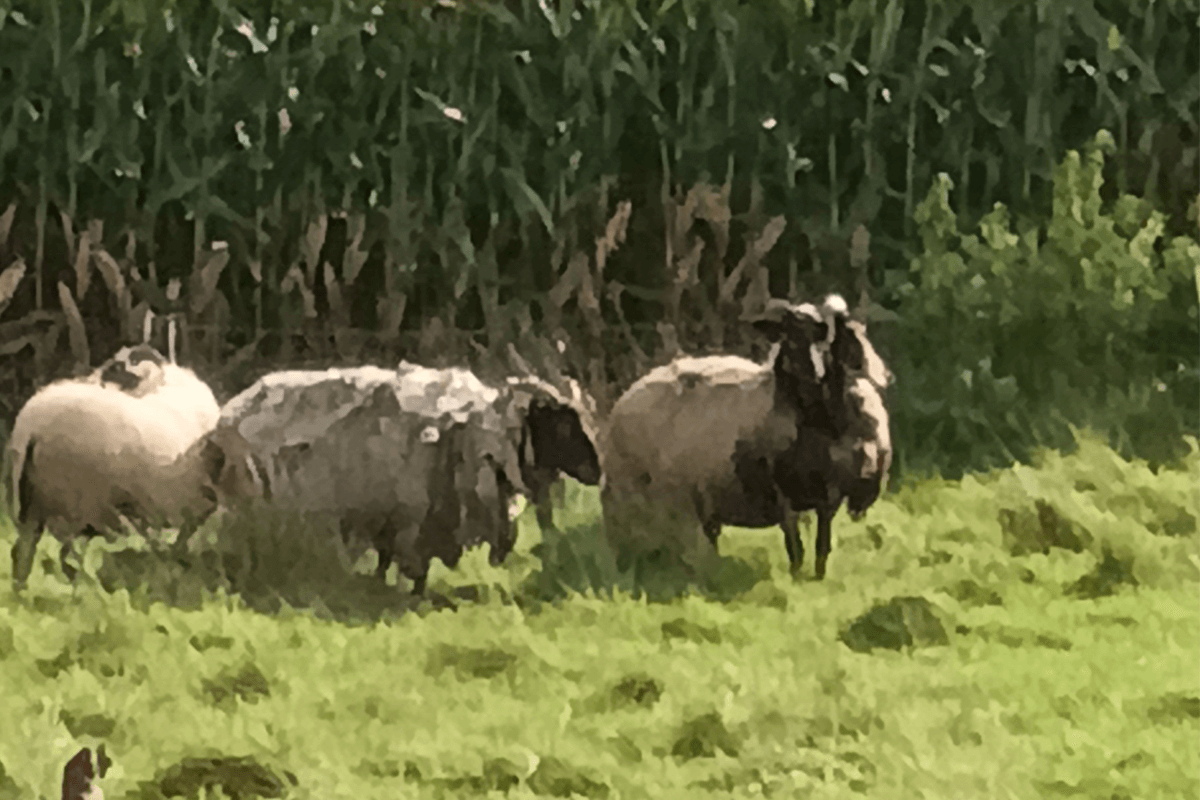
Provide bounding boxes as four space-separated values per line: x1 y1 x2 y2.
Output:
0 433 1197 799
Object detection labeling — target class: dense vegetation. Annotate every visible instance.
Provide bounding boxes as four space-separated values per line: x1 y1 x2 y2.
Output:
1 0 1196 476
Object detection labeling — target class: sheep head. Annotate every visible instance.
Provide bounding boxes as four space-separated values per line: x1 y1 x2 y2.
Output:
199 423 272 503
504 375 602 490
94 344 169 396
832 316 893 391
744 299 840 428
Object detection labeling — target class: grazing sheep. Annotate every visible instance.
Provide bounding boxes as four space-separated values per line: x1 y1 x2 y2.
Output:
204 363 600 595
8 345 222 590
599 294 891 579
504 373 602 533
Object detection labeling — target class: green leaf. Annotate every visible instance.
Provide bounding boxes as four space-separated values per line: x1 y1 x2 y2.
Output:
500 167 554 236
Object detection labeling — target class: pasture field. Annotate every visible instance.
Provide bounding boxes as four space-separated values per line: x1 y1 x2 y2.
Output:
0 434 1196 799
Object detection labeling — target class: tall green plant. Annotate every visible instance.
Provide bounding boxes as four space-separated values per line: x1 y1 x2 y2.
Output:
894 131 1198 477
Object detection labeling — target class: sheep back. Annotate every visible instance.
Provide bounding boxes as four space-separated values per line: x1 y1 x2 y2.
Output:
208 366 520 579
9 379 218 539
602 355 794 498
600 354 798 565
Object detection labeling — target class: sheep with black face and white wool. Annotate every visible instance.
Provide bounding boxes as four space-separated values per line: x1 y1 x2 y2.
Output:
503 372 603 533
203 362 600 595
599 294 892 580
8 344 222 591
714 294 893 579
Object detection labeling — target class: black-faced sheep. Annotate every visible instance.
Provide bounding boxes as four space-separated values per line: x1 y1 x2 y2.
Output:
203 363 600 595
599 295 892 579
8 345 222 590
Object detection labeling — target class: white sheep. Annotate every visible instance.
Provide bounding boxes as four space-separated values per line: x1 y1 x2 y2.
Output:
204 363 600 595
93 343 221 434
8 345 222 590
599 294 892 579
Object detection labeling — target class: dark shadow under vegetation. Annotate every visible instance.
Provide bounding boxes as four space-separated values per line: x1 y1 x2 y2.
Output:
94 546 425 625
1065 546 1140 599
0 760 20 800
424 643 519 681
131 755 295 800
671 712 742 761
521 518 771 607
839 596 950 653
201 661 273 710
59 710 116 739
954 624 1073 652
569 672 665 718
1143 693 1200 725
75 508 777 626
371 754 611 799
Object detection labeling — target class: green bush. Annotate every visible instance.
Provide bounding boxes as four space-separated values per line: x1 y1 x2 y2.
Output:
892 134 1198 477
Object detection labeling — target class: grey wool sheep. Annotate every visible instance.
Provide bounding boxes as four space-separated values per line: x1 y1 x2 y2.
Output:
8 344 222 591
203 362 600 595
599 294 892 579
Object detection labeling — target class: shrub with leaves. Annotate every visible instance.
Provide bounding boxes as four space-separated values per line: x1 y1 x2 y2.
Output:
893 133 1198 476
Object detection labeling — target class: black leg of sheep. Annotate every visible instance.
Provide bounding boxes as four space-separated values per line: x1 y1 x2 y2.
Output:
372 530 395 582
813 506 835 580
10 524 44 592
59 540 79 583
780 511 804 577
375 548 393 581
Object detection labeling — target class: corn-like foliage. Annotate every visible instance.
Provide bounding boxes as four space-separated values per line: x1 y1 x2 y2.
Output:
0 0 1195 473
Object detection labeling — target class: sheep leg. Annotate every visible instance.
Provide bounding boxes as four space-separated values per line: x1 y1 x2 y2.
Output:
10 523 45 591
374 540 394 582
781 509 804 577
702 520 722 551
59 540 79 583
814 506 834 580
58 525 103 584
534 484 556 535
170 516 200 562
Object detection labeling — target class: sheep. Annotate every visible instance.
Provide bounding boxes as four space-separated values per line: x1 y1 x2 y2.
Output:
203 363 600 595
714 295 893 578
92 343 221 434
8 345 222 591
599 294 892 579
62 746 108 800
503 372 603 533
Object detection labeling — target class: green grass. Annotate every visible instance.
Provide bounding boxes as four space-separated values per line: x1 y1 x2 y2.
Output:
0 432 1196 799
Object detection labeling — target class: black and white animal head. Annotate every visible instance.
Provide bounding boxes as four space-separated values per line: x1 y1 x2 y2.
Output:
95 344 169 396
748 298 832 387
830 303 892 392
505 375 602 488
62 745 109 800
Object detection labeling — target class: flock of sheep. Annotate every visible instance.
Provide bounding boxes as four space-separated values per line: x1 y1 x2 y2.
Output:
5 293 892 597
